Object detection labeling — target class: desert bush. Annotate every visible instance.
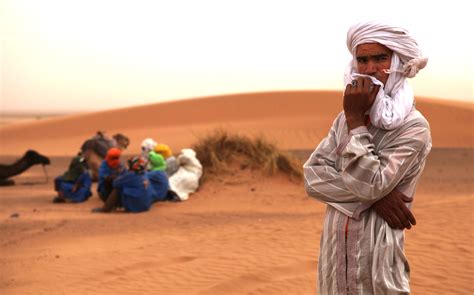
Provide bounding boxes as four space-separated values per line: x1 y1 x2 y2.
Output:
192 129 302 183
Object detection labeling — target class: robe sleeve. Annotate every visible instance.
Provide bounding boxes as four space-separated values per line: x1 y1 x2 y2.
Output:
304 114 366 217
337 120 430 202
304 113 430 218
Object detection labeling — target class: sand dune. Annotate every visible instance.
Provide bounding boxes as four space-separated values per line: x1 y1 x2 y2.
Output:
0 91 473 294
0 91 472 156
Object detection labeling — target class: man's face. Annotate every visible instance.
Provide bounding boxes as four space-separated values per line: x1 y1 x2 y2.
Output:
355 43 392 85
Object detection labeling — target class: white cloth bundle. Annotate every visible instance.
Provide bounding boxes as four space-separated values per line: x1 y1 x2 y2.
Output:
345 21 428 130
168 148 203 201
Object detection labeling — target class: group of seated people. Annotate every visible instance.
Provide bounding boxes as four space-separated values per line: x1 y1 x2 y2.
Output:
53 132 202 213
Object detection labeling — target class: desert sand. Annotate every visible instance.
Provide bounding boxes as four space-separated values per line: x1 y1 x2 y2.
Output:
0 91 473 294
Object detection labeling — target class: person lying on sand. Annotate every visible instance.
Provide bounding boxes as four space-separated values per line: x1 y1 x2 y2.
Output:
81 131 129 181
53 155 92 203
97 148 126 202
92 156 153 213
0 150 50 186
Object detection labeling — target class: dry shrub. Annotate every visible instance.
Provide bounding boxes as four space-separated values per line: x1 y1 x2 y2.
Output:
192 129 302 183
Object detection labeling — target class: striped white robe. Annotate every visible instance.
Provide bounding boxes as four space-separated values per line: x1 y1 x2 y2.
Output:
303 109 431 294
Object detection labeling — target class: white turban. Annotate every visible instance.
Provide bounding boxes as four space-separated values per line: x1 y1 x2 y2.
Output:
347 21 428 78
344 21 428 130
141 138 157 158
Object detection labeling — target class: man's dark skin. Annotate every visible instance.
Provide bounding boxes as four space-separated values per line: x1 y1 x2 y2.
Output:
343 43 417 230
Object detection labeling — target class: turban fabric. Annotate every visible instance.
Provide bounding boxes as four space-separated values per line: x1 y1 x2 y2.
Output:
105 148 122 169
128 156 147 174
141 138 157 158
148 151 167 172
155 143 173 159
344 21 428 130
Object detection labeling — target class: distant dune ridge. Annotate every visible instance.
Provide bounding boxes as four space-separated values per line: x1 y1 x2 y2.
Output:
0 90 472 156
0 90 473 295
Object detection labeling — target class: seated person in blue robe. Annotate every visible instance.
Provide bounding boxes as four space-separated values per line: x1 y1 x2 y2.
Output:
146 151 170 202
53 155 92 203
92 156 153 213
97 148 126 202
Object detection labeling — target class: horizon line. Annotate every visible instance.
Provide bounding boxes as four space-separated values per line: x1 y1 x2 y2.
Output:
1 89 472 115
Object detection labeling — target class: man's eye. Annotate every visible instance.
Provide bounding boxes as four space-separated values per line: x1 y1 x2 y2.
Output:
357 58 368 64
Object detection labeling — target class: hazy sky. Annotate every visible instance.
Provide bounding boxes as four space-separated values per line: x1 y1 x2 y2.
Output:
1 0 473 113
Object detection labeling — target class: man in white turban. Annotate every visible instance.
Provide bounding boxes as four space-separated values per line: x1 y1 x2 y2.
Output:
304 21 432 294
345 21 428 130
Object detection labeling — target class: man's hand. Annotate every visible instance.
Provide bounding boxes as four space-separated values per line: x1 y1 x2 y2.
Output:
372 188 416 230
344 77 380 130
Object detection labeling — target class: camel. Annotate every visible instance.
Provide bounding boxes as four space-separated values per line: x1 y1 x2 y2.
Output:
0 150 51 186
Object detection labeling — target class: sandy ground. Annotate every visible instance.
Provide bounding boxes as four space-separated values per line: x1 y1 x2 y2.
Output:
0 91 473 294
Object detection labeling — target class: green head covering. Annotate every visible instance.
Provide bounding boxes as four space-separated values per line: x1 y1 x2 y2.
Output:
62 156 86 181
148 151 167 172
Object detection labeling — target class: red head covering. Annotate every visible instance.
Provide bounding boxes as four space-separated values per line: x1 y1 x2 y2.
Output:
105 148 122 169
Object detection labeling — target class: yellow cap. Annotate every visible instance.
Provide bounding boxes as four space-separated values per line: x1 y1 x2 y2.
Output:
154 143 173 159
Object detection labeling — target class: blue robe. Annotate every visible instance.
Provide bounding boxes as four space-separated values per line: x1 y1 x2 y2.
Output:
55 172 92 203
146 170 169 202
97 161 125 200
113 172 153 213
